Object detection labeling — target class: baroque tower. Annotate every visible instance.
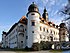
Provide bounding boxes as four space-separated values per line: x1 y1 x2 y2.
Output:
26 2 40 48
42 8 48 21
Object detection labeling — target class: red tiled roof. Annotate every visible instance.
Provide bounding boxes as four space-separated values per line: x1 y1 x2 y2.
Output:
18 16 27 25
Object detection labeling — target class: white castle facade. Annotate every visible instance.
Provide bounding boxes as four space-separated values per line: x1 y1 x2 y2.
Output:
2 2 69 49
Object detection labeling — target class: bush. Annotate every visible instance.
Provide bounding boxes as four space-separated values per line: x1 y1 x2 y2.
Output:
25 41 53 51
32 43 40 51
40 41 52 50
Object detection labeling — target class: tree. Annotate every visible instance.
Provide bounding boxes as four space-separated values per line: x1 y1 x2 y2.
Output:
60 0 70 41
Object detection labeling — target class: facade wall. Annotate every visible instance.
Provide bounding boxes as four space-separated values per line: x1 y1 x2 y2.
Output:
2 34 6 48
27 12 59 48
17 23 27 48
27 12 40 48
8 25 18 48
39 23 59 42
2 14 60 49
2 23 27 48
59 28 69 41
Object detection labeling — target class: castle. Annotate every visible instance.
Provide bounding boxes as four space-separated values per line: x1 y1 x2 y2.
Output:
2 2 69 50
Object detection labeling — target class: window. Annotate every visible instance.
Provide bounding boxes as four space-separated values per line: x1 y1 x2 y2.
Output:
22 34 24 37
32 21 35 26
42 20 44 22
51 30 52 33
2 38 3 41
47 29 49 33
19 33 24 37
50 36 53 41
21 41 23 43
20 25 24 28
40 26 42 31
54 38 56 40
56 32 57 35
25 29 26 31
19 25 24 32
31 13 35 15
43 28 45 32
47 37 49 40
32 31 34 33
40 35 42 39
15 42 16 44
54 31 55 35
16 35 17 38
63 32 65 35
26 36 28 39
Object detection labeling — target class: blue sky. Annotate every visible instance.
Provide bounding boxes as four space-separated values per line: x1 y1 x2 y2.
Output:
0 0 68 42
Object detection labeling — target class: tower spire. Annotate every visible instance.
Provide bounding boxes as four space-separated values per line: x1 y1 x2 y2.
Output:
44 6 47 13
26 2 40 17
42 7 48 21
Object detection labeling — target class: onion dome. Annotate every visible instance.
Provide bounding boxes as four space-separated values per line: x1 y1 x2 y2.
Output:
26 2 40 17
28 2 39 12
42 7 48 21
59 23 66 28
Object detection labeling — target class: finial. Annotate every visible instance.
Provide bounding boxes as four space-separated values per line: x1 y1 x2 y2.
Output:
32 2 34 4
44 6 47 12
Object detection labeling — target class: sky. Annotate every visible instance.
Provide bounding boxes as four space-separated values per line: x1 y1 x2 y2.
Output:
0 0 68 42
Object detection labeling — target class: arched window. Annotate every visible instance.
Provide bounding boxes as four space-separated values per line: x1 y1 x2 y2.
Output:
19 33 24 37
19 25 24 32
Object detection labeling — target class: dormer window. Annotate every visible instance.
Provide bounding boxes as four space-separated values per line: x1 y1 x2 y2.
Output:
42 20 44 22
31 13 35 15
20 25 24 28
18 25 24 32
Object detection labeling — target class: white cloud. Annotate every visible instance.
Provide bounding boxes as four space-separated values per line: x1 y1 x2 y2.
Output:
47 8 52 12
40 0 58 7
41 0 49 5
62 2 68 7
51 10 58 17
34 0 38 3
50 0 56 5
34 0 67 25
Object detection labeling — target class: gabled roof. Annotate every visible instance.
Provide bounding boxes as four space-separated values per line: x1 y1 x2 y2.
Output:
6 23 18 35
6 16 27 35
18 16 27 25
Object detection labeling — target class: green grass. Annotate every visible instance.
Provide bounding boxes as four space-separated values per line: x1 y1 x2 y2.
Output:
49 50 63 52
